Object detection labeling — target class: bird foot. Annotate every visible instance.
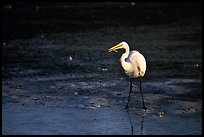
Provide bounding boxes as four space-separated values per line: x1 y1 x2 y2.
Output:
124 105 129 109
142 106 148 110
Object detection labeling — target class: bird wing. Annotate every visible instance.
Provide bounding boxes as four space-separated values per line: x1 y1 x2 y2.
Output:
129 50 146 77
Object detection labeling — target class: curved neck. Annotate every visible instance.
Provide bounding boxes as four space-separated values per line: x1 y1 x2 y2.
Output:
121 44 130 59
120 44 132 72
120 45 130 70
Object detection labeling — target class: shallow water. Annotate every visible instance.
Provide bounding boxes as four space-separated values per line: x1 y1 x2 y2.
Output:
2 3 202 135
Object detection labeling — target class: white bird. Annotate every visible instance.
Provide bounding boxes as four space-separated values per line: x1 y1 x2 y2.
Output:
108 41 147 109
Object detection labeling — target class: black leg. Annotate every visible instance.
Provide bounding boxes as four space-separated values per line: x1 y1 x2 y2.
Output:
139 78 147 110
125 78 132 109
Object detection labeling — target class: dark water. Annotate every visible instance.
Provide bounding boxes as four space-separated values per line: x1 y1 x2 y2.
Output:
2 2 202 135
2 2 202 41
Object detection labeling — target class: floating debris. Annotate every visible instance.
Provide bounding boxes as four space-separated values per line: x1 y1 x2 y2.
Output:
98 67 108 71
68 56 73 62
193 64 199 67
87 104 101 110
50 85 55 89
131 2 135 6
158 111 165 117
40 35 45 39
102 68 108 71
182 107 197 113
74 92 78 95
35 6 40 11
4 5 12 9
2 42 6 46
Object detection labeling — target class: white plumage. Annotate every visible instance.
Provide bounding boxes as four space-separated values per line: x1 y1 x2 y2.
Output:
108 41 147 109
109 41 146 78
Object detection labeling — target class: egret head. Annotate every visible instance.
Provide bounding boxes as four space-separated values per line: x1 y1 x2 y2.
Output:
108 41 128 52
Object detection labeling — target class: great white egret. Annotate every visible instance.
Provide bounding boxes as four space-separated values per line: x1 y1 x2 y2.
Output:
108 41 147 109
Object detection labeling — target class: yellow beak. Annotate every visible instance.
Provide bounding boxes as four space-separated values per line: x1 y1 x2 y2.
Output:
108 43 123 52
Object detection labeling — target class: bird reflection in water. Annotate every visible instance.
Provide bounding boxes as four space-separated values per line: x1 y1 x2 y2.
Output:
126 110 145 135
141 116 145 135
